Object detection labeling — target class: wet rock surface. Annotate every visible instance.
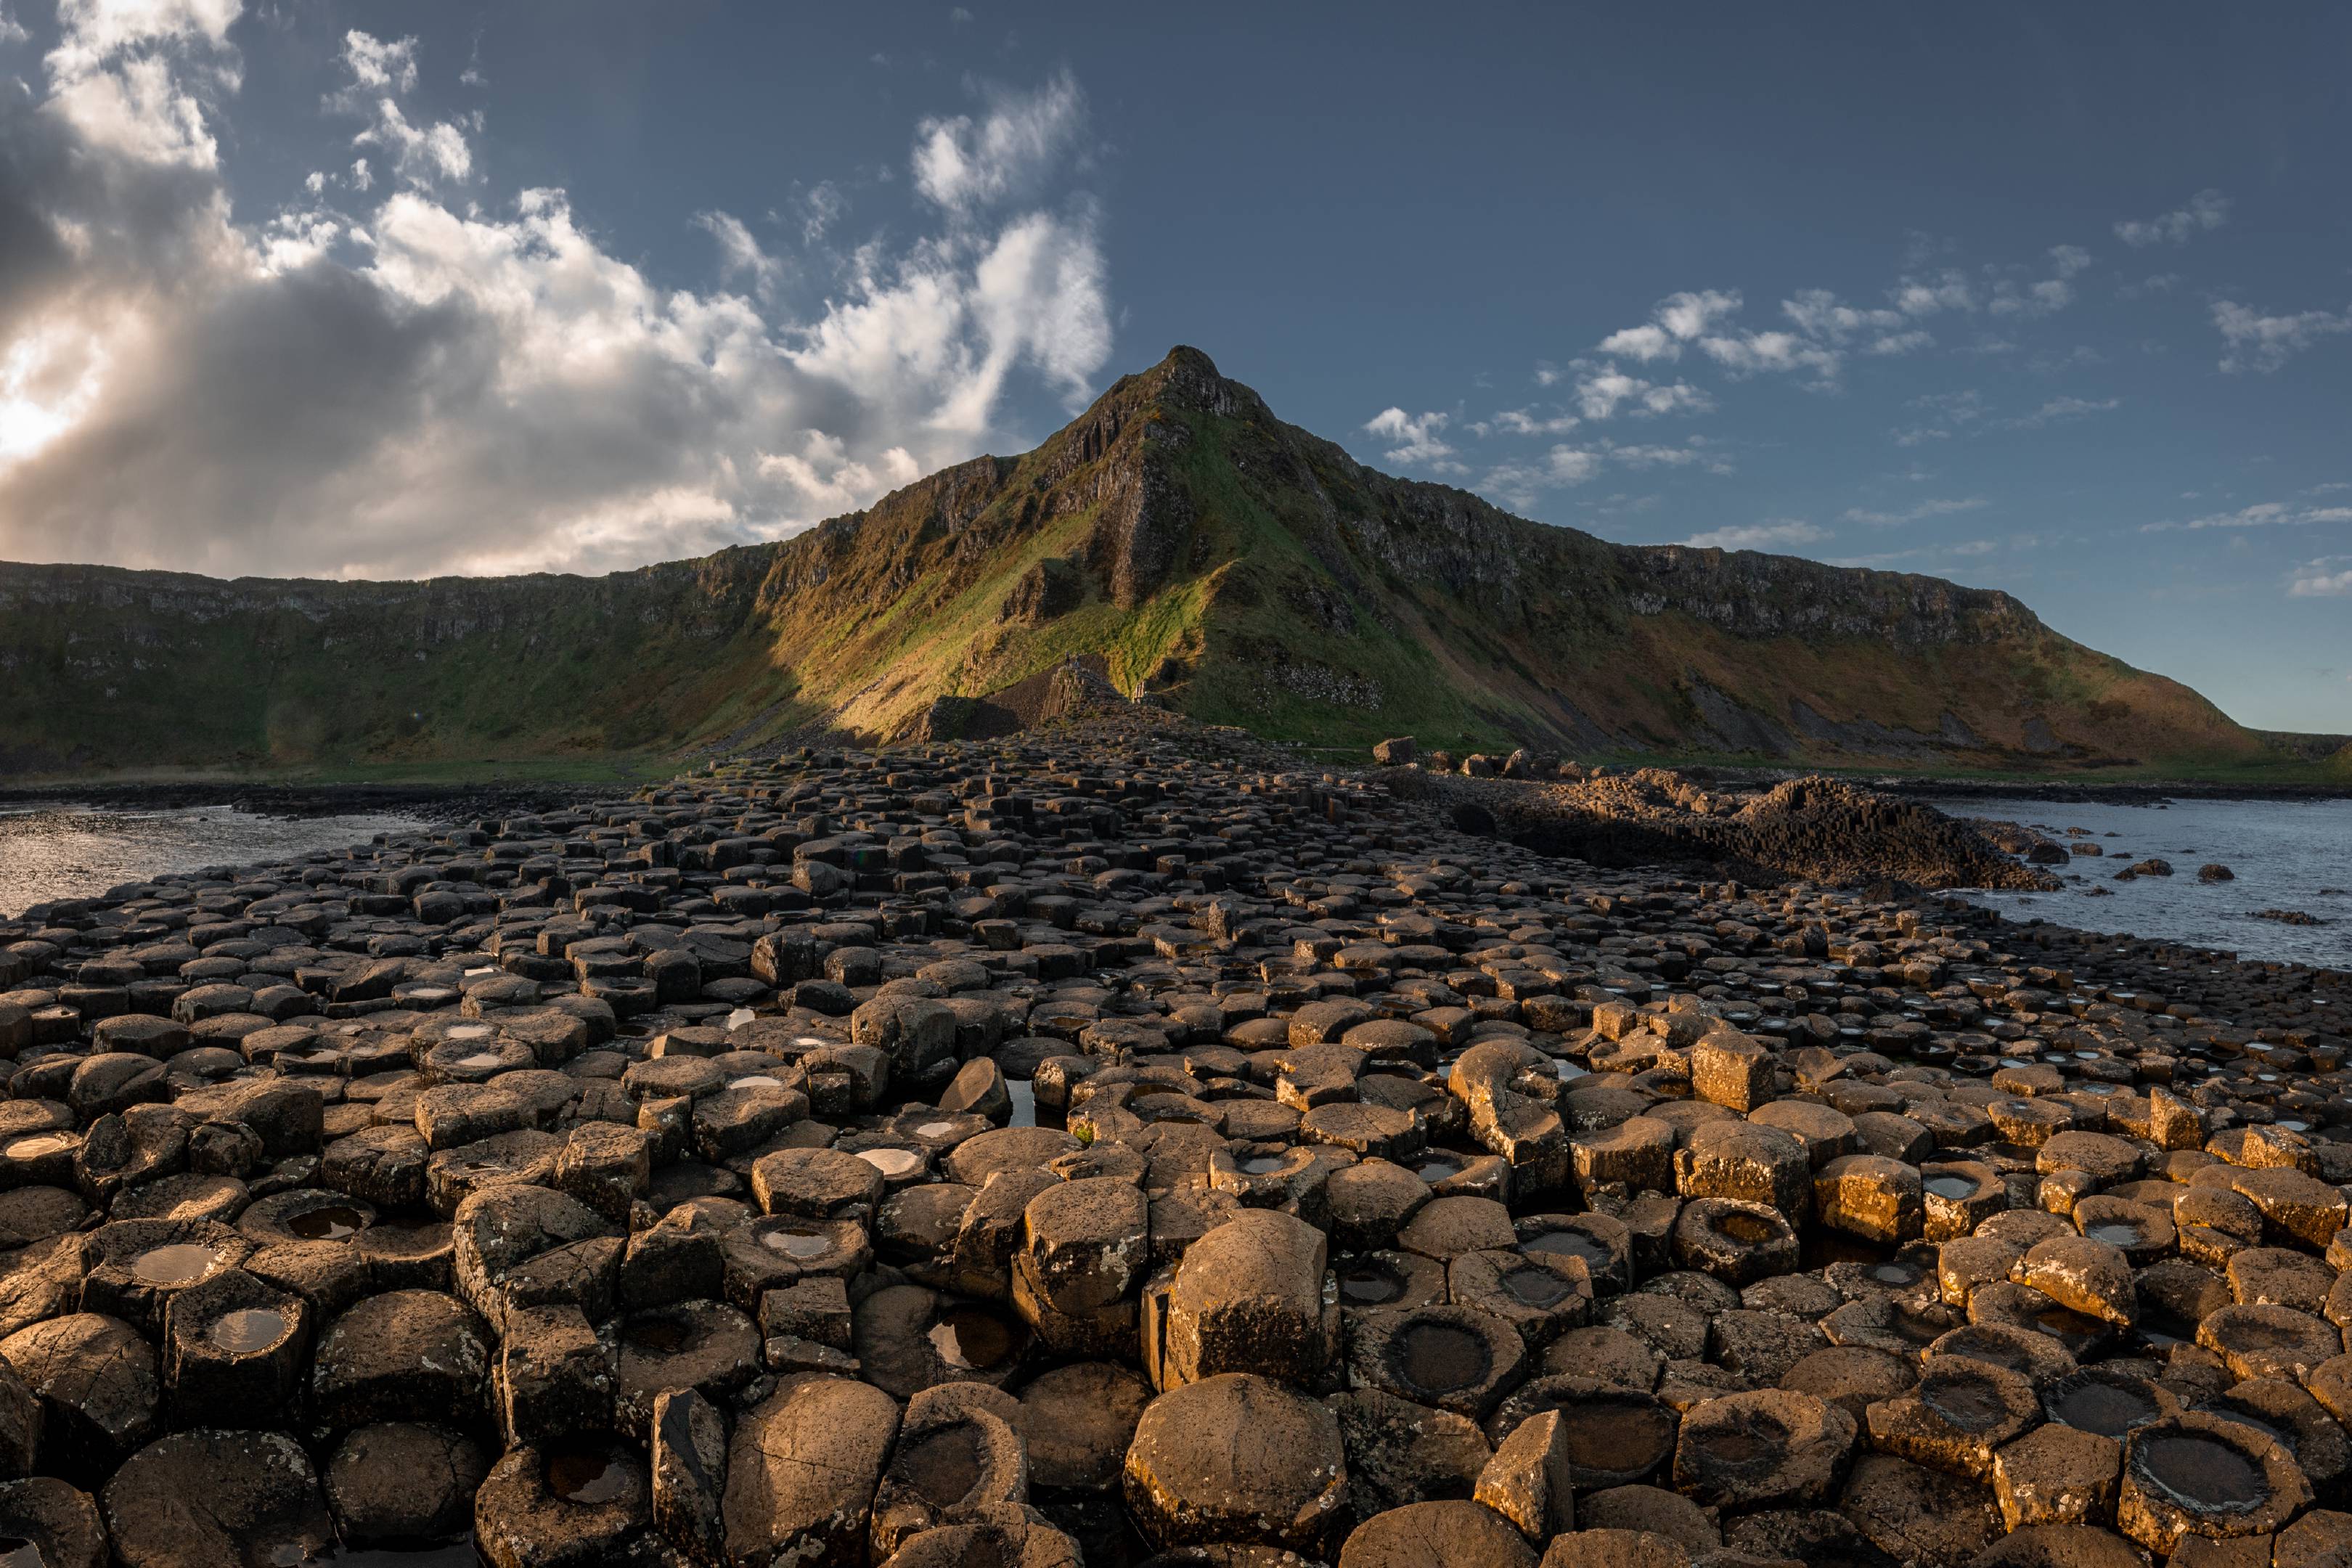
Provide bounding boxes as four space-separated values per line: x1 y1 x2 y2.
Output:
0 721 2343 1564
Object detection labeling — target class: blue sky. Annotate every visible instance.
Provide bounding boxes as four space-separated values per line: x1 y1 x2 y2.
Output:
0 3 2345 730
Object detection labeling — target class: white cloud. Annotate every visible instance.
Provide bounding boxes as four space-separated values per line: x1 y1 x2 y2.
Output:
1780 289 1904 341
1682 519 1826 551
1572 364 1712 421
0 38 1118 579
334 31 472 187
912 70 1085 212
1607 437 1731 473
1491 407 1579 436
2141 502 2352 534
1996 395 2120 429
1363 407 1459 470
339 30 417 94
2115 189 2230 248
2048 244 2093 278
1866 330 1935 356
1696 329 1839 382
1596 289 1741 362
757 430 922 512
1842 497 1990 528
356 96 471 184
695 209 781 300
1892 270 1975 317
2213 300 2352 374
44 0 242 170
2290 559 2352 597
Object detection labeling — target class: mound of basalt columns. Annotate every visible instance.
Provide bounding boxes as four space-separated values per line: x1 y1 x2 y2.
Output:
0 716 2343 1564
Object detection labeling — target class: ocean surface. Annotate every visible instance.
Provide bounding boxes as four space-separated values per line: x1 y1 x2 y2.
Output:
0 802 430 918
1933 795 2352 969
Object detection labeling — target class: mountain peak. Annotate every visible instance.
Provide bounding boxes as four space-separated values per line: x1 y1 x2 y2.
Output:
0 349 2274 777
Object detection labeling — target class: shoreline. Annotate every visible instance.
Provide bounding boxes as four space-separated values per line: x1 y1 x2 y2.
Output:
0 779 629 825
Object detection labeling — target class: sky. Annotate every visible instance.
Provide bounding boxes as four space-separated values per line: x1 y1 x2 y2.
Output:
0 4 2346 732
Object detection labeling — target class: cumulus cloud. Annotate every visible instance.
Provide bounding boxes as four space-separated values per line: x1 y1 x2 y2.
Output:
1362 407 1458 470
2289 558 2352 597
2115 189 2229 248
1696 329 1840 383
696 209 782 301
911 70 1086 212
331 30 473 188
2213 299 2352 374
1572 363 1712 420
1596 289 1741 362
338 30 417 94
0 14 1116 579
1682 519 1826 551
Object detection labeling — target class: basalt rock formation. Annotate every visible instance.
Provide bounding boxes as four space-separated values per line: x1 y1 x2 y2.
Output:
0 719 2346 1565
0 348 2281 777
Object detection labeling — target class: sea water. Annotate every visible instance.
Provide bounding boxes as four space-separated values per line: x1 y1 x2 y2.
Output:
0 803 429 918
1935 795 2352 969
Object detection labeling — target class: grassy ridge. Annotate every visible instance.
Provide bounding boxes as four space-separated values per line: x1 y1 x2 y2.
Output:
0 347 2328 783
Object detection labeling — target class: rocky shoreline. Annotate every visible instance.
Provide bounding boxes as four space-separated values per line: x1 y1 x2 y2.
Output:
0 721 2344 1567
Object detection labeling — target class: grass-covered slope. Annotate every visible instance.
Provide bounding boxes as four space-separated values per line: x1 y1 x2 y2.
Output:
0 346 2308 780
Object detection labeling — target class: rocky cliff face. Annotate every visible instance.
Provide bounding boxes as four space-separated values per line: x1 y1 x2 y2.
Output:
0 347 2271 777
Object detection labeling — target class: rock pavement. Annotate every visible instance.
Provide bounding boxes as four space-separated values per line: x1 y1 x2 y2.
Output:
0 719 2345 1566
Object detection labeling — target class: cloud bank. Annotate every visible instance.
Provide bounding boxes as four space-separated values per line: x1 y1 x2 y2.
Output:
0 4 1114 578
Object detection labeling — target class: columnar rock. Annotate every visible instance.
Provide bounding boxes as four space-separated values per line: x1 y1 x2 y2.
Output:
0 718 2342 1567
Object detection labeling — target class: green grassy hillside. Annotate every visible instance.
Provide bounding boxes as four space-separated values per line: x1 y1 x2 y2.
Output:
0 346 2320 781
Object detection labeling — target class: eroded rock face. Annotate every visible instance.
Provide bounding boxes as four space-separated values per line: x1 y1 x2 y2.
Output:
0 724 2343 1566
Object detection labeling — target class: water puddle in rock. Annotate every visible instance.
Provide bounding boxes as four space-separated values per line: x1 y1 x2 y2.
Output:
211 1307 290 1353
1556 1401 1675 1475
1008 1081 1037 1128
1241 1156 1288 1175
1869 1262 1922 1286
859 1148 924 1179
915 1122 957 1139
4 1134 73 1161
2136 1432 2266 1508
1501 1266 1575 1307
1394 1320 1490 1393
2049 1379 2159 1437
1522 1231 1614 1273
0 1538 39 1568
899 1425 984 1508
1922 1370 2009 1432
1694 1410 1788 1471
1336 1259 1406 1307
454 1053 507 1071
1414 1157 1463 1184
761 1228 834 1260
733 1075 783 1090
929 1304 1022 1371
1713 1209 1779 1245
288 1205 367 1241
624 1317 692 1355
132 1242 222 1285
2086 1223 2142 1248
547 1448 632 1506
